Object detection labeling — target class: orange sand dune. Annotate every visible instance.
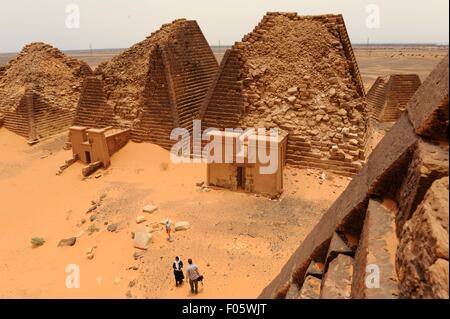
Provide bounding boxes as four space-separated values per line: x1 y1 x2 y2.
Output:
0 129 348 298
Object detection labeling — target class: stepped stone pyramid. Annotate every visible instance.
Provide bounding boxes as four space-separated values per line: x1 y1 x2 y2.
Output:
367 74 422 122
259 55 449 299
0 43 91 143
3 87 79 143
73 76 116 128
199 12 368 176
96 19 219 149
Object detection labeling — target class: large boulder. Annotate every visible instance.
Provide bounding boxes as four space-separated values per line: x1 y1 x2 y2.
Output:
174 221 191 231
133 231 152 250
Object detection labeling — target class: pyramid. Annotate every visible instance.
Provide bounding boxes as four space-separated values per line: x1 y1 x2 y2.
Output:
96 19 219 149
73 76 116 128
199 12 368 176
367 74 421 122
259 55 449 299
0 43 92 142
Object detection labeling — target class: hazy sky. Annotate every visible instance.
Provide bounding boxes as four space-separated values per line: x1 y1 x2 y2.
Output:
0 0 448 52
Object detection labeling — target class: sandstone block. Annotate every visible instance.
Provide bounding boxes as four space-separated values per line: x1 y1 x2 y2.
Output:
352 199 399 299
298 276 321 299
321 254 354 299
396 177 449 299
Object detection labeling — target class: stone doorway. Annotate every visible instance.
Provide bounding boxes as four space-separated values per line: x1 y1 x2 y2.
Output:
237 166 246 190
85 151 91 164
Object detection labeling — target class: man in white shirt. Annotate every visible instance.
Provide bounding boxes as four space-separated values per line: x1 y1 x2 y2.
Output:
186 258 201 294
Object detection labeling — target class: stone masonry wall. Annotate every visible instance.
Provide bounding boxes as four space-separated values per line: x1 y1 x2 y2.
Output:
3 89 33 139
164 20 219 131
131 46 176 149
74 76 117 129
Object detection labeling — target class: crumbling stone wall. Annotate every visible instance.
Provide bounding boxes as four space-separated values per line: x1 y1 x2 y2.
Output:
0 43 91 141
259 55 449 299
200 13 368 176
367 74 421 122
96 19 218 149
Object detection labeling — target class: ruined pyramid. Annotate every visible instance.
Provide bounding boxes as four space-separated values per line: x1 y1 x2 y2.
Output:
259 55 449 299
199 12 368 176
0 42 92 143
367 74 421 122
95 19 219 149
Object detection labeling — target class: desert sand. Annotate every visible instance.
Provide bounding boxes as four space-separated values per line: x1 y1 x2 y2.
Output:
354 46 448 89
0 129 348 298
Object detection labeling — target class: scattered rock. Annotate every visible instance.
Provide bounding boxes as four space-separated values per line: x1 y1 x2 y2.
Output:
57 237 77 247
196 181 205 187
86 204 98 214
287 96 296 103
287 87 298 95
89 215 97 222
133 251 144 260
136 216 146 224
337 109 347 116
107 223 118 232
142 204 158 214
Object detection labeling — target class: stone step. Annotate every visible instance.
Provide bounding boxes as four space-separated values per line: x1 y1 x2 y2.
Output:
351 198 399 299
320 254 354 299
297 276 322 299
